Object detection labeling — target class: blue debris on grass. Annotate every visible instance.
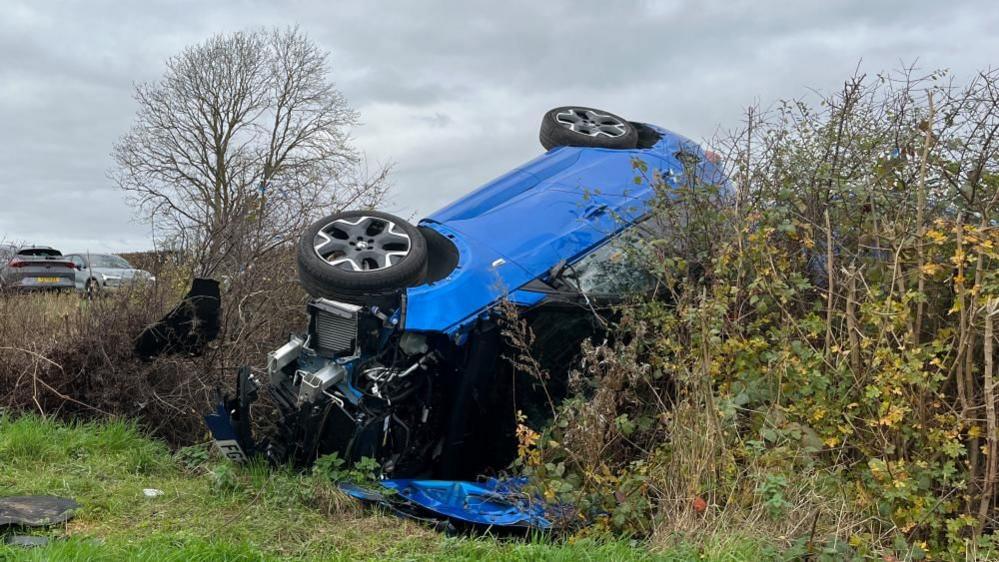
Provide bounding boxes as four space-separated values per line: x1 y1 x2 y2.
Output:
341 477 552 530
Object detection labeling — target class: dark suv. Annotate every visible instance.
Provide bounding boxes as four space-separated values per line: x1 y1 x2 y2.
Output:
0 245 76 291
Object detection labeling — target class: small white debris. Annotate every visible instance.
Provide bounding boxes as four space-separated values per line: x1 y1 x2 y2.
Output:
142 488 164 498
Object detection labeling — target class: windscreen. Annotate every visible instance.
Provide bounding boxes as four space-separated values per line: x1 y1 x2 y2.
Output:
17 248 62 257
88 254 132 268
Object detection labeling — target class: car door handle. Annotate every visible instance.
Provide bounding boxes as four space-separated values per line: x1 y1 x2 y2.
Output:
583 204 608 219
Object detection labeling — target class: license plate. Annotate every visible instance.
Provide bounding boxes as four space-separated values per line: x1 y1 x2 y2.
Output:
214 439 247 462
35 277 60 283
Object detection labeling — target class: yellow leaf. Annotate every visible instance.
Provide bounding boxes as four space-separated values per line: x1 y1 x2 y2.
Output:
925 229 948 244
920 263 943 276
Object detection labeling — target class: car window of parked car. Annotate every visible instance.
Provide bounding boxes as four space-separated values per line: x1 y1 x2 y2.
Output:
88 255 132 268
18 248 62 257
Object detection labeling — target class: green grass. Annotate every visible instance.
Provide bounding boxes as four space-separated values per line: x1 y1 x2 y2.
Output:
0 415 778 560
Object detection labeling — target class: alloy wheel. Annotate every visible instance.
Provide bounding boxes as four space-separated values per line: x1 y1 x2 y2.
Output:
313 215 413 272
555 108 629 138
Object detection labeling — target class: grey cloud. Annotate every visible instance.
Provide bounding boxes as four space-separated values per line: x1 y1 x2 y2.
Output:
1 0 997 251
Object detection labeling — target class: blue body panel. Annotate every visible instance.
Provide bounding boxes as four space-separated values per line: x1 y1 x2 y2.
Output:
342 478 551 529
404 124 718 334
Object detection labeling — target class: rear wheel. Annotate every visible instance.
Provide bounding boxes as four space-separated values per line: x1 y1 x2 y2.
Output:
297 211 428 306
539 106 638 151
84 278 100 299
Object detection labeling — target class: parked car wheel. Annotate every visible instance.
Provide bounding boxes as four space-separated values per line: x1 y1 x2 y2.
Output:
84 278 100 299
539 106 638 151
297 211 428 305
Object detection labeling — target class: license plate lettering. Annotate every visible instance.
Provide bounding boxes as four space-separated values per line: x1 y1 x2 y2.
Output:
214 439 247 462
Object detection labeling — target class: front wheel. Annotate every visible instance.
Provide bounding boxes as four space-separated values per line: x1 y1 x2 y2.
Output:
539 106 638 151
297 211 428 306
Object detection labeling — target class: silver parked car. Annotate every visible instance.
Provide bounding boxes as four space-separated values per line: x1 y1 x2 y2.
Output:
0 245 77 291
64 253 155 295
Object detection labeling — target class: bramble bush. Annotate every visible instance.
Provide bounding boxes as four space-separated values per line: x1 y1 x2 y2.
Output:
514 66 999 559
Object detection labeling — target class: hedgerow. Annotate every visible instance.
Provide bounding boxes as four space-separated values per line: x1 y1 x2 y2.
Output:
516 66 999 559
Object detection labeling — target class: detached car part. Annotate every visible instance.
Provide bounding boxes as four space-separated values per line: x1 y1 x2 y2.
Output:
206 106 728 529
135 278 220 359
0 496 78 527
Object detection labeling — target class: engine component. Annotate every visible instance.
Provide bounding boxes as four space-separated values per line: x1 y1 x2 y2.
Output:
364 359 423 384
267 335 304 385
308 298 361 357
399 332 428 355
297 362 346 405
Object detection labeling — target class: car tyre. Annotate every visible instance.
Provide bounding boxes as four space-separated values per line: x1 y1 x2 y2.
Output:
297 210 428 306
84 278 100 300
539 106 638 151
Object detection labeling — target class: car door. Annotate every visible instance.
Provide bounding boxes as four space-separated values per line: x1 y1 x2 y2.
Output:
67 256 85 290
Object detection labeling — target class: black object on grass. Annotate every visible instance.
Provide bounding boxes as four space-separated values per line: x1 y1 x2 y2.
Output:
135 278 221 359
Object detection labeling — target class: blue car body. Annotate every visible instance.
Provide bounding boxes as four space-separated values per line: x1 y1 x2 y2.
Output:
206 119 723 531
405 123 720 335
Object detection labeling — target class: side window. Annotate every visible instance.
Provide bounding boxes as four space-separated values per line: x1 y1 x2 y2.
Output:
560 222 658 296
71 256 85 268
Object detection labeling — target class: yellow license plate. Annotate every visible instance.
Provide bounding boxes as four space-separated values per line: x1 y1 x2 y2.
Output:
36 277 60 283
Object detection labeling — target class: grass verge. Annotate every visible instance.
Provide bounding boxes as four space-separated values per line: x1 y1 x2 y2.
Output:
0 414 777 560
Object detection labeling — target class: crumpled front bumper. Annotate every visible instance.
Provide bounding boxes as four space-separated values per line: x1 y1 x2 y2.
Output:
204 368 555 532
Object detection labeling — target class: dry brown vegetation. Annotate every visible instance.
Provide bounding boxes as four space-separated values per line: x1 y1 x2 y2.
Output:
0 249 308 444
0 28 394 447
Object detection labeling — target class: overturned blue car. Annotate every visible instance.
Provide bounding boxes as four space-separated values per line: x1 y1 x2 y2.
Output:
207 106 725 527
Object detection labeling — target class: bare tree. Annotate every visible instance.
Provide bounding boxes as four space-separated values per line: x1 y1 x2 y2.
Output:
112 27 389 277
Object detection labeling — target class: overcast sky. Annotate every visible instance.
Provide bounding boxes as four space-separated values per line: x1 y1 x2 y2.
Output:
1 0 997 252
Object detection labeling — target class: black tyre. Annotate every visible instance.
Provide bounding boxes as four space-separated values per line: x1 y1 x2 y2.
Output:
85 278 100 300
297 210 428 305
539 106 638 151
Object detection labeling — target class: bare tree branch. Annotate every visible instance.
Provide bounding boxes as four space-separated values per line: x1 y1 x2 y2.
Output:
111 27 390 278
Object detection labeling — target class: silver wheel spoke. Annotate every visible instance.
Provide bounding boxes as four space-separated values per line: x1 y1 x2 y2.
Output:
596 124 627 137
327 257 363 271
314 230 348 256
556 111 583 124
